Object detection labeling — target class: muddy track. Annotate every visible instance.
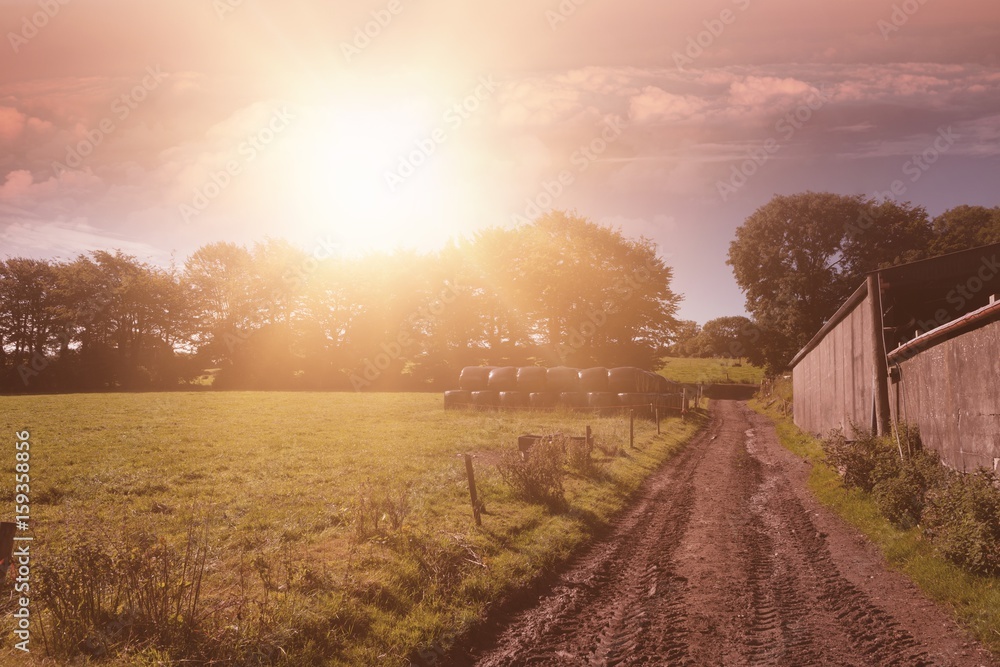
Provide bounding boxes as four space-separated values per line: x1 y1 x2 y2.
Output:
465 401 999 667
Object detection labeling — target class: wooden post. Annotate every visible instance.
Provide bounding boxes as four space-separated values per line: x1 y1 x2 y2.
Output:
682 389 688 418
629 410 635 449
867 274 892 437
655 408 660 435
586 424 592 450
464 454 482 526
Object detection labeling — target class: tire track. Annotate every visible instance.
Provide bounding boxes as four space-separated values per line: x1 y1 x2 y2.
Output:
465 401 999 667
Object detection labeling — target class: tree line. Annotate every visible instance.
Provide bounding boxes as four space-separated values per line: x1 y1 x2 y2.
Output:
719 196 1000 372
0 212 680 392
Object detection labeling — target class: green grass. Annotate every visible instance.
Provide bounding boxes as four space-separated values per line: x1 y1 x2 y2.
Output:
750 393 1000 657
0 393 703 665
658 356 764 385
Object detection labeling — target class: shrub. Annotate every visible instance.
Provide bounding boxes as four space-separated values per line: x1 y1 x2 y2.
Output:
350 481 413 541
497 438 565 507
822 425 900 493
922 469 1000 576
565 435 595 474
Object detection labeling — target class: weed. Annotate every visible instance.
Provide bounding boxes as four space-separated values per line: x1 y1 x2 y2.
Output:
497 438 566 508
922 470 1000 576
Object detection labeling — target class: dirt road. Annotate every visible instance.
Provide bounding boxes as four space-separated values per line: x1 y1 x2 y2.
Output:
466 401 999 667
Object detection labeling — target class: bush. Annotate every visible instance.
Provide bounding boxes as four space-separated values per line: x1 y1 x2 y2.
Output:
822 425 900 493
922 470 1000 576
497 438 565 507
824 425 944 529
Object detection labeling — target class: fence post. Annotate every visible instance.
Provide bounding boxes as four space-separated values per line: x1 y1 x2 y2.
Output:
682 389 688 418
464 454 482 526
629 410 635 449
655 408 660 435
586 424 592 450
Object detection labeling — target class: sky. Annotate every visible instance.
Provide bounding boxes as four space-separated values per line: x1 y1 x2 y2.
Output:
1 0 998 324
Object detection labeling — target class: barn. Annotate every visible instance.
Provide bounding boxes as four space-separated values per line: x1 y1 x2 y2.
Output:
789 242 1000 471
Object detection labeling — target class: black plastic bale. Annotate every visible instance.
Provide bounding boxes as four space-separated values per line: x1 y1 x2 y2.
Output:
516 366 548 392
459 366 495 391
499 391 529 409
471 390 500 410
488 366 519 392
578 367 610 392
608 367 642 393
548 366 581 393
444 389 472 410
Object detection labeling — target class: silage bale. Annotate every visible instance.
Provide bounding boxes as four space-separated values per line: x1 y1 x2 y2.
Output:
443 390 471 410
529 392 557 409
588 392 619 415
459 366 495 391
653 374 675 394
608 367 642 393
517 366 548 392
636 371 661 394
488 366 519 391
471 391 500 409
499 391 529 409
548 366 581 392
578 367 610 392
559 392 588 409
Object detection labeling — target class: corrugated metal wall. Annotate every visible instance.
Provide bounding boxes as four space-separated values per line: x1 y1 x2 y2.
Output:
895 320 1000 471
792 293 875 437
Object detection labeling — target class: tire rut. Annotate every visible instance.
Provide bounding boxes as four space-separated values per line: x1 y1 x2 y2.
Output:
465 401 1000 667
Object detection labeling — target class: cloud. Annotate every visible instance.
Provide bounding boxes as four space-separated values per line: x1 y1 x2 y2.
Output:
0 107 27 142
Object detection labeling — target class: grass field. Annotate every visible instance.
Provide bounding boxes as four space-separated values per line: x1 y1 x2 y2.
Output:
0 393 702 665
658 356 765 385
751 389 1000 657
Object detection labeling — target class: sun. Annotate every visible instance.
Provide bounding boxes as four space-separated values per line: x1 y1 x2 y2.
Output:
272 102 459 254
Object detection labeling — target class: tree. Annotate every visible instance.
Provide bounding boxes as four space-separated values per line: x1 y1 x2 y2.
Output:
698 316 760 359
930 205 1000 256
728 192 932 371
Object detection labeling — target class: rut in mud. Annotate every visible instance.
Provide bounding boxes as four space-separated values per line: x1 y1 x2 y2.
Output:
466 400 998 667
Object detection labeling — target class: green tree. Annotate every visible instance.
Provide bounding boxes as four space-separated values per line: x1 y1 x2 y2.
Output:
728 192 932 371
930 205 1000 256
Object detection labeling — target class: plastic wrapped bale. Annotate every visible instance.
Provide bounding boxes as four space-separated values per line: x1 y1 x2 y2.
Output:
547 366 581 393
588 392 619 415
499 391 529 409
559 392 588 409
459 366 494 391
443 390 471 410
636 371 661 394
578 367 610 392
529 392 557 409
608 367 642 393
516 366 548 392
655 393 682 413
471 391 500 410
653 373 675 394
488 366 519 392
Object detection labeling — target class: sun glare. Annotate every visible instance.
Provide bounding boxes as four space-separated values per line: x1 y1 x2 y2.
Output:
272 103 463 254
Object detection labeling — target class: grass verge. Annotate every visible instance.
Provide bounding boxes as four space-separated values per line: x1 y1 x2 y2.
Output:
750 396 1000 656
